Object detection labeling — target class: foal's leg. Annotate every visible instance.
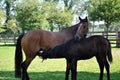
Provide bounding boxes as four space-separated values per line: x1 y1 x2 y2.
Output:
65 60 71 80
96 57 104 80
22 57 34 80
71 60 77 80
103 58 110 80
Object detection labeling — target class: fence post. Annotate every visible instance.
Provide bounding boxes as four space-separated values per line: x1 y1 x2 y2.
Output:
13 33 16 44
3 34 6 45
116 31 120 47
102 31 107 38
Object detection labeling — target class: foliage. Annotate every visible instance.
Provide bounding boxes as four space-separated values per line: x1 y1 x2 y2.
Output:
5 19 18 33
41 2 73 31
87 0 120 29
0 0 89 34
110 21 120 31
15 0 41 33
0 0 17 33
87 0 120 38
44 0 88 16
0 7 5 33
15 0 73 33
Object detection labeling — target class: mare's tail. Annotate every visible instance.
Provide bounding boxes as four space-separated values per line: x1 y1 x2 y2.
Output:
15 34 24 78
107 39 113 63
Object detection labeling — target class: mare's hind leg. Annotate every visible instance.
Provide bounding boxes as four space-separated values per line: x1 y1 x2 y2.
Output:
22 57 34 80
103 58 110 80
96 56 104 80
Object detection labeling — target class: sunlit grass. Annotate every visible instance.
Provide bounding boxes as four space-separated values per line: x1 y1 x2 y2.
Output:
0 46 120 80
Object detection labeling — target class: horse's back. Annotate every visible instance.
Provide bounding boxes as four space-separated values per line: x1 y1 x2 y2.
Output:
87 35 110 48
88 35 111 55
73 35 111 60
21 30 65 55
90 35 110 45
75 35 110 54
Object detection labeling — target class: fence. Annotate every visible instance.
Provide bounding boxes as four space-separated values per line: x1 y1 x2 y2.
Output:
0 34 17 45
0 31 120 47
88 31 120 47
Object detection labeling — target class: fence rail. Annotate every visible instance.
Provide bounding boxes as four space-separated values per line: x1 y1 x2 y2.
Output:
0 34 17 45
88 31 120 47
0 31 120 47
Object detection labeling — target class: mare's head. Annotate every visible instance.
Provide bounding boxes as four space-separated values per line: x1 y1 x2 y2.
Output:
75 17 88 40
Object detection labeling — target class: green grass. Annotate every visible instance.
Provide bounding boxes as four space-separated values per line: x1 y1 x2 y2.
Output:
0 46 120 80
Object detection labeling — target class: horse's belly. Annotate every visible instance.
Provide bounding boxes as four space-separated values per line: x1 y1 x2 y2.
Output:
79 55 94 60
78 52 95 60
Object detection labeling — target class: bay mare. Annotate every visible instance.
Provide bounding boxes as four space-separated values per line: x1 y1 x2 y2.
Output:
15 17 88 80
38 35 113 80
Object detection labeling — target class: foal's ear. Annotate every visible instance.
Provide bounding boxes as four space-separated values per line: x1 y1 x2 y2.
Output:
79 16 82 21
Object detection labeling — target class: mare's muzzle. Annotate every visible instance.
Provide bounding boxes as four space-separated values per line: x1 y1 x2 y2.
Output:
74 33 87 41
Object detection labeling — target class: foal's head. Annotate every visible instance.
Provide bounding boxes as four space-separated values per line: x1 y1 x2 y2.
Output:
75 17 89 40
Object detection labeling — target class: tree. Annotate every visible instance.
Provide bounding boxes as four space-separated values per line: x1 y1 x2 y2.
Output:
15 0 43 33
44 0 87 16
6 19 18 33
0 6 5 33
41 2 73 31
0 0 17 33
4 0 11 24
15 0 73 33
87 0 120 38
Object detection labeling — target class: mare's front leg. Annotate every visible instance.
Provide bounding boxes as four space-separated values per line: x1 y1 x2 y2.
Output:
71 59 77 80
65 59 71 80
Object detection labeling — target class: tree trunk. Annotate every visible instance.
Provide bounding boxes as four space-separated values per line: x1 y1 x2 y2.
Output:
58 24 61 31
50 24 54 31
105 22 110 38
5 0 11 24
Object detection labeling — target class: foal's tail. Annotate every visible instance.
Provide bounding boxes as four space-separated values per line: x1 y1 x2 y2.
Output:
15 34 24 78
107 39 113 63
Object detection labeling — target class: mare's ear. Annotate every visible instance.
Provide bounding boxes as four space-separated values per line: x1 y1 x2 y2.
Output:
85 17 88 21
79 16 82 21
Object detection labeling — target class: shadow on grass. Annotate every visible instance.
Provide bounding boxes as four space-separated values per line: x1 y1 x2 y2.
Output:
0 44 15 46
0 71 120 80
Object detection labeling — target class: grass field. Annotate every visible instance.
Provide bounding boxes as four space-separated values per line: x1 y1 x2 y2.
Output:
0 45 120 80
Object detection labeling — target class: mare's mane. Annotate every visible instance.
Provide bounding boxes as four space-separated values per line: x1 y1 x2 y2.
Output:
59 23 80 33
